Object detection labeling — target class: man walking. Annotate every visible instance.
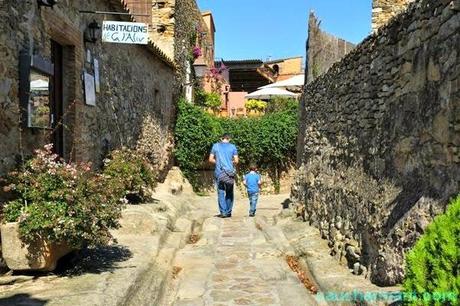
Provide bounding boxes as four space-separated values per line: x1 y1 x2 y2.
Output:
209 133 239 218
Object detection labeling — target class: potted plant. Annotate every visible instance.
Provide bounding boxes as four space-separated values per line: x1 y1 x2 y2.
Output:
1 144 124 271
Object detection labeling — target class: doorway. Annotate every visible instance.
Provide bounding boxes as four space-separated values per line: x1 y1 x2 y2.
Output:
50 40 64 157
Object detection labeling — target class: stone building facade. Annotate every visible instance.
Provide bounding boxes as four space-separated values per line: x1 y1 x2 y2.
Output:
124 0 215 99
0 0 176 177
293 0 459 286
306 12 355 84
264 56 304 81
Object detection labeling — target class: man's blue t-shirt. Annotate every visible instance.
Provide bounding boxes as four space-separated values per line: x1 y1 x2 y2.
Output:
211 142 238 177
244 171 261 194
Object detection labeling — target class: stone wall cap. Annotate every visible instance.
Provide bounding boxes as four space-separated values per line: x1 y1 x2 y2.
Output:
305 0 432 90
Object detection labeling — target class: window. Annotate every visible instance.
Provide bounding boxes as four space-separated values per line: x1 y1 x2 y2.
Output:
28 70 51 128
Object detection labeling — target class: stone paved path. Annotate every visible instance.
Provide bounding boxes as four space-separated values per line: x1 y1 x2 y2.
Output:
163 194 318 306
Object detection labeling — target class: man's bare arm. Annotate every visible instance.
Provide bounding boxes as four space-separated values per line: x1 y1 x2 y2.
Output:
233 155 239 165
209 154 216 164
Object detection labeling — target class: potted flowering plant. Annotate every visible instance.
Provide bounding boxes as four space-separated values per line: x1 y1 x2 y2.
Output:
1 144 124 271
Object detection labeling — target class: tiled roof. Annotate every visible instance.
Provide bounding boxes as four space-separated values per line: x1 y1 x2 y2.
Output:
264 56 303 64
222 59 263 65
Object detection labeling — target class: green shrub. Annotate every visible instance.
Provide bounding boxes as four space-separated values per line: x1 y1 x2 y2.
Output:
403 195 460 305
174 98 221 182
102 148 156 203
174 98 298 192
3 144 124 248
194 89 222 111
245 99 267 112
266 97 298 114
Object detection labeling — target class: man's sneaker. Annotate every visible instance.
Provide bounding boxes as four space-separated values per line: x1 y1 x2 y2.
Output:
249 213 255 217
221 214 231 218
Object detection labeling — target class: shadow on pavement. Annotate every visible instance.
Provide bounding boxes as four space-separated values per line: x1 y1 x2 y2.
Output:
0 293 48 306
281 198 292 209
54 245 133 277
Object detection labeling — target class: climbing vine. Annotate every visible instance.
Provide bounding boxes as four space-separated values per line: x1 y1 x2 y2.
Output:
174 98 298 192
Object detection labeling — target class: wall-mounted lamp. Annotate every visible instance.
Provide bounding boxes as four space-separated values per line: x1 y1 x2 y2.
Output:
38 0 57 8
84 20 101 43
193 57 207 79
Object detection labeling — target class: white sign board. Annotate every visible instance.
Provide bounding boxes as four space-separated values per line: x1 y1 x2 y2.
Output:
102 21 148 45
93 58 100 93
84 72 96 106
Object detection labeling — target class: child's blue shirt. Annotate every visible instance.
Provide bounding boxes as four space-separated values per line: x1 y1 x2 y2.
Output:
244 171 261 194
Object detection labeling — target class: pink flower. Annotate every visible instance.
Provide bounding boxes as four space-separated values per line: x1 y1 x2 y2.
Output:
219 63 228 71
192 46 202 59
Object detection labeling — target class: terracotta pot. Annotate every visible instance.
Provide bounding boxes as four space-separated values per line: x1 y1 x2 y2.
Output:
0 222 73 271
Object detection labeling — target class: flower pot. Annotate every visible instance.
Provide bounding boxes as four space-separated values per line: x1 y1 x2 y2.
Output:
0 222 73 271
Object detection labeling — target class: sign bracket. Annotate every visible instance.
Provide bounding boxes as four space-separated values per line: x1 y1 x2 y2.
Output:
79 10 150 17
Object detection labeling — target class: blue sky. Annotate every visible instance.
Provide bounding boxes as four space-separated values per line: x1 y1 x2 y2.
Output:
197 0 372 61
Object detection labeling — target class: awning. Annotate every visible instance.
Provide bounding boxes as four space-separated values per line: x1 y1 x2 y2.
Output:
258 74 305 90
245 87 298 100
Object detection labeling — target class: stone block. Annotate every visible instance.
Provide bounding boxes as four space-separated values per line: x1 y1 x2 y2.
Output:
117 208 158 235
1 222 73 271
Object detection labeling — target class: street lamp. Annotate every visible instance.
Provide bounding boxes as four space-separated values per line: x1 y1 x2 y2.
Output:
84 20 101 43
192 57 207 79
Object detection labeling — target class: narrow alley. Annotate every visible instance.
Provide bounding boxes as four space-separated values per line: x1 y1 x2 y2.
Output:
162 194 318 305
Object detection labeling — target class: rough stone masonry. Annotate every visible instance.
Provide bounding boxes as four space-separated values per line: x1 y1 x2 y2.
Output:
0 0 176 176
293 0 459 286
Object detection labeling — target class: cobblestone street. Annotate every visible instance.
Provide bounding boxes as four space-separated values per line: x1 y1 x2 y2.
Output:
164 194 318 306
0 179 402 306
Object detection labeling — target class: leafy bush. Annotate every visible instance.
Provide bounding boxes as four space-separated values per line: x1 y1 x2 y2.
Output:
102 148 156 203
174 98 222 182
245 99 267 112
3 144 124 248
174 98 298 192
194 89 222 111
403 195 459 305
266 97 298 114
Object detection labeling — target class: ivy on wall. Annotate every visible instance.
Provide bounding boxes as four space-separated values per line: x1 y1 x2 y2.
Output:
174 98 298 192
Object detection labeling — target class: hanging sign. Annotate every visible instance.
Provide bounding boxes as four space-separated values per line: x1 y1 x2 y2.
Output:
102 21 148 45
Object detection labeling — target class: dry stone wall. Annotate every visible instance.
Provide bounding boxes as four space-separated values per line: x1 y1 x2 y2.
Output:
372 0 415 32
293 0 459 286
306 12 355 84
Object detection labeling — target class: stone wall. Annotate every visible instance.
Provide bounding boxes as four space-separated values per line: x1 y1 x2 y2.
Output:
372 0 415 32
0 0 176 177
306 12 355 84
124 0 176 60
293 0 459 286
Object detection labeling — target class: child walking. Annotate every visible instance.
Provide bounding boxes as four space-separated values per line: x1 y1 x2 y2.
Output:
243 164 261 217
